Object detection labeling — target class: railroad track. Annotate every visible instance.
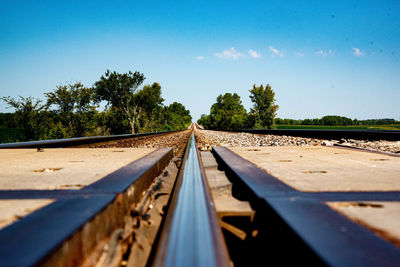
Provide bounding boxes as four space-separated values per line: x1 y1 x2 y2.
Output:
0 127 399 266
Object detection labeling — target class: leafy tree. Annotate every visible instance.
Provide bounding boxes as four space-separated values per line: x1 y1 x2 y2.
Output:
320 115 353 126
100 106 130 134
301 119 313 125
1 96 44 140
93 70 145 133
244 112 259 128
0 113 16 128
136 83 164 132
208 93 247 130
44 82 97 137
160 102 192 130
249 84 279 129
197 114 211 128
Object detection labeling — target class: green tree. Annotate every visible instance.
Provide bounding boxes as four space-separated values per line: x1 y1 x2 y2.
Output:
249 84 279 129
197 114 211 128
44 82 97 137
208 93 247 130
320 115 353 126
160 102 192 130
93 70 145 133
0 113 15 128
102 106 131 134
136 83 164 132
1 96 44 140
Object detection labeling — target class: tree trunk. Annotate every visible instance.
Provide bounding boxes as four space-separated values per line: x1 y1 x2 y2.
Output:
129 120 136 134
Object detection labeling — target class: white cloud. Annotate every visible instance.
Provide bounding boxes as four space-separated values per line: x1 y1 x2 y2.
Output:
215 47 242 60
294 51 304 57
352 47 364 57
269 46 283 57
315 49 334 57
195 56 205 60
248 49 261 58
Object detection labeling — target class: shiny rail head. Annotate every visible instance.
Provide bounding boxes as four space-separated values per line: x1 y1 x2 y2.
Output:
152 134 230 267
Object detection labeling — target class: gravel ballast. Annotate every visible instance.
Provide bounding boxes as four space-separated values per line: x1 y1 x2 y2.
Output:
93 130 192 157
195 129 400 155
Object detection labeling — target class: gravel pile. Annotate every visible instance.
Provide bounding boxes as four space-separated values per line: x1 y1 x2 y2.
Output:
195 129 400 154
195 129 323 151
337 139 400 154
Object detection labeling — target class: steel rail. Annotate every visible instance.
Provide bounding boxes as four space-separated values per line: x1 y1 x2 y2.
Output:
222 128 400 141
0 148 173 266
152 134 230 267
212 146 400 267
0 130 176 148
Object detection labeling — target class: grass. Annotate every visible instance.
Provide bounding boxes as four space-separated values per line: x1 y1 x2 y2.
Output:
0 126 25 143
276 124 400 131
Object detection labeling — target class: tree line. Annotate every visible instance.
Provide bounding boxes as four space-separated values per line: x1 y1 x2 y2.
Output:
1 70 192 142
275 116 400 126
197 83 398 130
197 84 279 130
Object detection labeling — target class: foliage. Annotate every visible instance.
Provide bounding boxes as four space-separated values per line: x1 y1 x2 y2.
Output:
197 114 210 129
1 70 192 142
319 115 353 126
94 70 146 133
275 116 400 127
249 84 279 129
44 82 97 137
159 102 192 131
204 93 247 130
0 125 25 143
198 84 279 130
1 96 44 140
276 124 400 130
0 113 16 127
136 83 164 132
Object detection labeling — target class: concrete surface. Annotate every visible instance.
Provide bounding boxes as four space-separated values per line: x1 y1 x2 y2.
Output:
0 148 155 230
201 151 254 240
230 146 400 192
0 199 54 229
328 201 400 246
0 148 155 190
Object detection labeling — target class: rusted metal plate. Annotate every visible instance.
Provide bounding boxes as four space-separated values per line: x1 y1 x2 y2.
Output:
0 148 173 266
212 146 400 266
152 135 230 267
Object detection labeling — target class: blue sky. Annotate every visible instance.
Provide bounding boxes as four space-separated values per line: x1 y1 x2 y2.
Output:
1 0 399 120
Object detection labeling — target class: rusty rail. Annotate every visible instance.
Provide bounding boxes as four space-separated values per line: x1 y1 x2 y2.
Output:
0 148 173 266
